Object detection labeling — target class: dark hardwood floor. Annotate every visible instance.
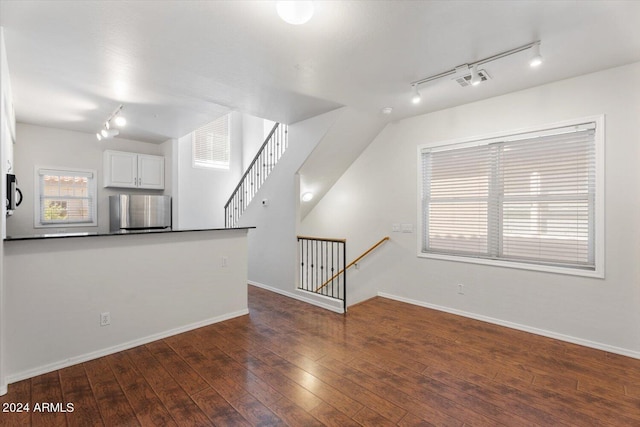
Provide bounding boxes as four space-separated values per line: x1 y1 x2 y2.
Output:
2 285 640 426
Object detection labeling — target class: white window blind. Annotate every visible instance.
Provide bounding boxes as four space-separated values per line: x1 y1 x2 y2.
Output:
421 122 597 270
193 114 230 169
37 168 97 226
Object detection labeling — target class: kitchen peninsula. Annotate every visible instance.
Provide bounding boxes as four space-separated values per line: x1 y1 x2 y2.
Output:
3 227 252 384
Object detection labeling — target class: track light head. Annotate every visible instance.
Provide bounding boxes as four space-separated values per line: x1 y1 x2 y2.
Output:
411 85 421 104
529 43 543 67
470 64 482 86
114 116 126 127
97 105 126 141
100 128 119 139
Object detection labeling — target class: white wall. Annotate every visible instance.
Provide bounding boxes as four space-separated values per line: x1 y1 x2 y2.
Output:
6 124 169 236
0 26 15 396
301 62 640 356
174 112 242 229
238 108 343 310
4 229 249 382
241 113 267 171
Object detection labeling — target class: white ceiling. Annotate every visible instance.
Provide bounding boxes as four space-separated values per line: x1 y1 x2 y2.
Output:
1 1 639 143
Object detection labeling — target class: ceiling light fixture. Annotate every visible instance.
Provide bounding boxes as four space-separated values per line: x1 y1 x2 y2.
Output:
96 104 126 140
277 1 314 25
411 85 421 104
529 42 543 67
410 40 542 103
301 192 314 202
114 115 127 127
470 64 482 86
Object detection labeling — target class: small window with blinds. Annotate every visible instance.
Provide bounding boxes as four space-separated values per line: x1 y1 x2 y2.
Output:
419 118 604 276
35 168 97 227
192 114 231 169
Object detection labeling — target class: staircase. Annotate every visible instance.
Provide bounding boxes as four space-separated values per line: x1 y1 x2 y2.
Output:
224 123 288 227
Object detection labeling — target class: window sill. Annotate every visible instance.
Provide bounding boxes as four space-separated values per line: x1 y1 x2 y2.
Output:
35 222 98 229
417 251 604 279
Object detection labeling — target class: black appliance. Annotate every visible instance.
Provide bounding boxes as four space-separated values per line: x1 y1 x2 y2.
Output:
6 173 22 215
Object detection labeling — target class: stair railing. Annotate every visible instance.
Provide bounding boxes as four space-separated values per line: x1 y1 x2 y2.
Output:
297 235 347 312
225 123 288 227
315 236 389 293
296 235 390 313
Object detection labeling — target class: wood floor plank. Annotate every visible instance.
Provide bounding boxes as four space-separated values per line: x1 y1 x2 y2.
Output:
58 364 104 427
30 372 67 427
83 358 140 426
191 387 251 427
308 402 361 427
145 340 210 396
268 396 325 427
166 340 287 426
107 352 178 427
3 284 640 426
0 379 31 427
125 346 213 427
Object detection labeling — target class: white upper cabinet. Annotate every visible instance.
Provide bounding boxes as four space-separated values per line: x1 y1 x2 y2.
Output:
103 150 164 190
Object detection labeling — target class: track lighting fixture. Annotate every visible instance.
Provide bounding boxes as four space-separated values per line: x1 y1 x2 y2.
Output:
409 40 542 104
114 116 127 127
470 64 481 86
529 42 543 67
411 85 421 104
96 104 126 140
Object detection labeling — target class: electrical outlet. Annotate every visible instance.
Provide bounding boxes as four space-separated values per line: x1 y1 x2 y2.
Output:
100 312 111 326
221 256 228 268
457 284 464 295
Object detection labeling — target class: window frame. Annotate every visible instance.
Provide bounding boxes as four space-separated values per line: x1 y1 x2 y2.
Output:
34 166 98 228
192 113 231 170
416 115 605 278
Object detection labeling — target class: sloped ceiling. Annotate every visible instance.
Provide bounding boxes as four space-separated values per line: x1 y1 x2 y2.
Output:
1 1 639 143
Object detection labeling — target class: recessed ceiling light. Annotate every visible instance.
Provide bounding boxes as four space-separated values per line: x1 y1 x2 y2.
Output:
277 1 314 25
301 192 314 202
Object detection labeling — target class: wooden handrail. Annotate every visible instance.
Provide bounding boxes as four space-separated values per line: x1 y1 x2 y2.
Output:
314 236 390 293
297 235 346 243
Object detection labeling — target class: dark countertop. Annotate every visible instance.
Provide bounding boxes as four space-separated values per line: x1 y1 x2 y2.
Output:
4 227 255 242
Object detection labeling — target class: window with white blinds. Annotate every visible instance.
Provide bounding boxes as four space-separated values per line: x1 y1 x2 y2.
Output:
192 113 231 169
420 119 603 275
36 168 97 227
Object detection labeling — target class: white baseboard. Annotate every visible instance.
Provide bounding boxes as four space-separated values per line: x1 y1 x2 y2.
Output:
378 292 640 360
0 384 6 396
249 281 344 314
6 308 249 385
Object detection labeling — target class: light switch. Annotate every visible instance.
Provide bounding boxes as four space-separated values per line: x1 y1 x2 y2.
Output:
401 223 413 233
392 223 401 232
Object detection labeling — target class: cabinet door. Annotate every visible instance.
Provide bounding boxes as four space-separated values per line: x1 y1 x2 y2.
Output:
137 154 164 189
104 151 137 188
